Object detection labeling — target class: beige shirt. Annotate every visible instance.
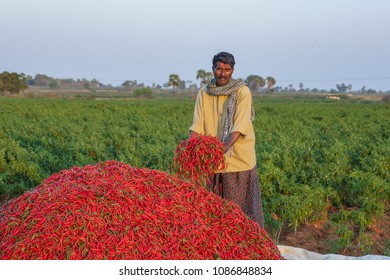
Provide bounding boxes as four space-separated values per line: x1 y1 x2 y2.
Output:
189 85 256 173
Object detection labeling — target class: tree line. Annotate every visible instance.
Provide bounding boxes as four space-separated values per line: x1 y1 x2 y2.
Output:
0 70 383 95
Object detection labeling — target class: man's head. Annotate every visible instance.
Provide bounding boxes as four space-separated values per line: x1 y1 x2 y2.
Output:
212 52 235 87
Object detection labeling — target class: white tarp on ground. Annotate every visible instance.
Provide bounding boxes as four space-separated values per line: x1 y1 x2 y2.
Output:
278 245 390 260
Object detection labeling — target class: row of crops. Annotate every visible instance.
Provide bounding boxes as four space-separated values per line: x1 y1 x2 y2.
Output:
0 96 389 254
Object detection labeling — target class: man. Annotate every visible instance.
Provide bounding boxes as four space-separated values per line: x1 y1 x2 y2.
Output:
189 51 264 228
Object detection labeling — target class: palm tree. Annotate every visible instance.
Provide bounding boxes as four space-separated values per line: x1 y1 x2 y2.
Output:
245 75 265 93
204 72 213 84
168 74 181 97
168 74 181 90
266 76 276 93
196 69 213 87
196 69 206 83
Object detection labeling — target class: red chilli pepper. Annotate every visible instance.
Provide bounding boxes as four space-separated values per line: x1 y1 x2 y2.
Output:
0 160 282 260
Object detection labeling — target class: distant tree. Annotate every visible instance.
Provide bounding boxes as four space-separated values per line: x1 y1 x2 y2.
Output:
133 88 153 99
122 80 137 89
347 84 352 92
205 72 213 83
336 83 348 93
245 75 265 92
49 80 60 90
196 69 212 86
33 74 51 87
168 74 181 90
196 69 206 86
266 76 276 92
180 80 186 90
60 78 76 87
0 71 28 94
24 75 34 85
299 83 304 92
83 80 91 90
90 79 100 88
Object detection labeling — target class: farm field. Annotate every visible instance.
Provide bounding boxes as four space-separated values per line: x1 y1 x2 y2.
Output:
0 95 389 257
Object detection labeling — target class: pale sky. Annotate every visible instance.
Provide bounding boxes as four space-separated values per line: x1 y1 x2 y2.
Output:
1 0 389 91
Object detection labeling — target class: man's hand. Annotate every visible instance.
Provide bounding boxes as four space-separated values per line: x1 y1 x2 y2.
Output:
223 131 241 154
189 130 198 138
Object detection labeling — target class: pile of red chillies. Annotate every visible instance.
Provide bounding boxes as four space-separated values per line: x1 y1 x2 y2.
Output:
0 160 281 260
174 134 226 186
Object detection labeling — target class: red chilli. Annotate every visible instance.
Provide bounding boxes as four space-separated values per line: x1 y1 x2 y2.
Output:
174 134 227 187
0 160 282 260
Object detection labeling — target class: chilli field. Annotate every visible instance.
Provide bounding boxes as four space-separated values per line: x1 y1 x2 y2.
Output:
0 95 389 256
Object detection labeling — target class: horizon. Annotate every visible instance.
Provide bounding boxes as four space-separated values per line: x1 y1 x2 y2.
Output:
19 71 389 93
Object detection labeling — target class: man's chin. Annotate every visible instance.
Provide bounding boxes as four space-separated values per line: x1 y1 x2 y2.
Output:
216 79 229 86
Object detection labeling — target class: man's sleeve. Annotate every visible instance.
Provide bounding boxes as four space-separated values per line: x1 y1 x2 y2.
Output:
189 91 205 134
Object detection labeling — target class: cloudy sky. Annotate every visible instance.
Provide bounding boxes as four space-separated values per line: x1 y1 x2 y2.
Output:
1 0 389 91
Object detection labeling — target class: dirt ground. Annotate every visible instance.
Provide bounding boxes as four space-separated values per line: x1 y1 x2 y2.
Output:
276 204 390 257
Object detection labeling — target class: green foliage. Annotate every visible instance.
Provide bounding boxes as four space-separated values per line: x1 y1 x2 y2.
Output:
0 71 28 94
385 240 390 257
0 97 389 254
253 102 389 252
133 88 153 99
245 75 265 92
0 99 191 199
333 222 354 250
196 69 212 86
168 74 181 89
48 80 60 90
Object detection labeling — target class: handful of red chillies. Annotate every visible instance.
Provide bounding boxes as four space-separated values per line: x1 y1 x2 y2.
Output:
174 134 227 187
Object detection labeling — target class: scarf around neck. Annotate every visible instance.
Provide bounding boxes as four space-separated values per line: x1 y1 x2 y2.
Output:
206 78 255 142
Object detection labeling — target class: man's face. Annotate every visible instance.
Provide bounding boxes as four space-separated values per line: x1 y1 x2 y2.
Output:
212 61 234 87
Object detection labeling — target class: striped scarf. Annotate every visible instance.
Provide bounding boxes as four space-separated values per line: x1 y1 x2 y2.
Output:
206 78 255 142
